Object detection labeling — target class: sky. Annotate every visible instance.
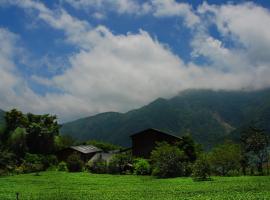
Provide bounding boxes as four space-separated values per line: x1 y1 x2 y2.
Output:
1 0 270 122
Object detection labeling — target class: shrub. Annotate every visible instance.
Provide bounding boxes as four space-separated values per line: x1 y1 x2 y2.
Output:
151 142 185 178
66 153 83 172
192 154 211 181
86 158 107 174
58 161 68 172
0 150 16 175
108 152 133 174
41 155 58 169
20 153 44 173
133 158 150 175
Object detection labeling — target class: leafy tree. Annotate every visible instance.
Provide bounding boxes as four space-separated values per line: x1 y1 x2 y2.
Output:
86 140 121 152
3 109 27 143
86 157 107 174
54 135 75 151
108 152 133 174
241 127 269 174
151 142 186 178
66 153 83 172
8 127 28 158
192 154 211 181
133 158 150 175
208 141 241 176
26 113 60 154
176 135 197 162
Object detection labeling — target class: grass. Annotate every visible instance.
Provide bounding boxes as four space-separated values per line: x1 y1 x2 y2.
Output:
0 171 269 200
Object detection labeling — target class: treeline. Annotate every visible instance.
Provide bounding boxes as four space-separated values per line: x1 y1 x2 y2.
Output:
84 127 270 180
0 108 269 180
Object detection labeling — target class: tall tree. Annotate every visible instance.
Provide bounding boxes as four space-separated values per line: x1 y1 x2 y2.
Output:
241 127 269 174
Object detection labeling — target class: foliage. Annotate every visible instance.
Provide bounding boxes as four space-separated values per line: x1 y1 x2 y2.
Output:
150 142 186 178
66 153 83 172
133 158 150 175
8 127 28 158
86 140 121 152
176 134 197 162
208 141 241 176
108 152 133 174
54 135 75 151
20 153 44 173
58 161 68 172
86 158 107 174
192 154 211 181
241 126 269 174
0 149 16 175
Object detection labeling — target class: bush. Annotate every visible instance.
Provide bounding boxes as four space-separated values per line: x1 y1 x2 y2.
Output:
66 153 83 172
41 155 58 169
192 154 211 181
133 158 150 175
58 161 68 172
151 142 185 178
0 150 16 175
20 153 44 173
86 158 107 174
108 152 133 174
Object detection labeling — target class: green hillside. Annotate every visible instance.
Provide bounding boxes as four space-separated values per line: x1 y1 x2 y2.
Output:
61 89 270 148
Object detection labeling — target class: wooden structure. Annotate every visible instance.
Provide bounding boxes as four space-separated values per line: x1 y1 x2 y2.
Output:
57 145 102 162
130 128 182 158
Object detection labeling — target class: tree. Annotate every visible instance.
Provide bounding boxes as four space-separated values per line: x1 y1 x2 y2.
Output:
208 141 241 176
8 127 28 158
108 152 133 174
150 142 186 178
66 153 83 172
26 113 60 154
133 158 150 175
241 127 269 175
192 154 211 181
3 109 27 143
176 135 197 162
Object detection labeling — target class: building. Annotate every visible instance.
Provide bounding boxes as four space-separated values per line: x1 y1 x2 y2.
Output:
130 128 182 158
57 145 102 162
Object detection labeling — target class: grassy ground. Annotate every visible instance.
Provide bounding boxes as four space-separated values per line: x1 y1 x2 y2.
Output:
0 172 269 200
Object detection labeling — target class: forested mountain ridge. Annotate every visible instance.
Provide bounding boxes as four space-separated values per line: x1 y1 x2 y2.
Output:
61 89 270 148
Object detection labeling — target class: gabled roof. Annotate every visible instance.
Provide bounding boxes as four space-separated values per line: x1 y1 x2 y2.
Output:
130 128 182 140
70 145 102 154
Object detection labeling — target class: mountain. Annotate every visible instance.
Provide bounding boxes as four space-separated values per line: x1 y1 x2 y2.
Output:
61 89 270 149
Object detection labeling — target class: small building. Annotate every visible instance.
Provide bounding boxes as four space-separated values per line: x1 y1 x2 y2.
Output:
57 145 102 162
130 128 182 158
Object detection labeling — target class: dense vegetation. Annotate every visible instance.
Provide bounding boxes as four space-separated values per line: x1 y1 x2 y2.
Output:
0 172 269 200
61 89 270 148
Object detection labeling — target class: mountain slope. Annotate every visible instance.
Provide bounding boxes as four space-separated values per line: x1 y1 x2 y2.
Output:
61 89 270 148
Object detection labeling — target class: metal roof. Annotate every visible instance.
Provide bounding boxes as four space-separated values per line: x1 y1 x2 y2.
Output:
70 145 102 154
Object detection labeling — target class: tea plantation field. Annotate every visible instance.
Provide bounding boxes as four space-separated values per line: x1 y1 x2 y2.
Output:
0 172 269 200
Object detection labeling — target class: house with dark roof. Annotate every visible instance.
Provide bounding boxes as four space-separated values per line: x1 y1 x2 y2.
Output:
130 128 182 158
57 145 102 162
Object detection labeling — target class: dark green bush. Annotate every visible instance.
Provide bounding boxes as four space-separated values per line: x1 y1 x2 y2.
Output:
66 153 83 172
151 142 186 178
133 158 150 175
58 161 68 171
192 154 211 181
86 158 107 174
108 152 133 174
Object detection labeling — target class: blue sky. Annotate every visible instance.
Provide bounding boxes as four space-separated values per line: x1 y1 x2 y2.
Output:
1 0 270 122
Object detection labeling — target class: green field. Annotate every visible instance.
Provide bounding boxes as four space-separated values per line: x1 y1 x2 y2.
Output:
0 172 269 200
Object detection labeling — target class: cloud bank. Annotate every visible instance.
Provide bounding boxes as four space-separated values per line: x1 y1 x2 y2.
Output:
1 0 270 122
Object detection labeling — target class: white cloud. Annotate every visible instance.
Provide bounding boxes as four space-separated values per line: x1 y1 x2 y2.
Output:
1 1 270 122
61 0 200 27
